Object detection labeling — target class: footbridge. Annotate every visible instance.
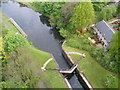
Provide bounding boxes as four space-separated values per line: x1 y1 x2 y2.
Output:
41 52 86 74
41 57 78 74
59 64 78 74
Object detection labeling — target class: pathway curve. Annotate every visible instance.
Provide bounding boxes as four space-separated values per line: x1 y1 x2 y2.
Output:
41 58 53 71
67 52 86 57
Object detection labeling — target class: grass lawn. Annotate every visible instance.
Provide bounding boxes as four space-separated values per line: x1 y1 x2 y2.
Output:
7 46 67 88
63 44 118 88
1 13 67 88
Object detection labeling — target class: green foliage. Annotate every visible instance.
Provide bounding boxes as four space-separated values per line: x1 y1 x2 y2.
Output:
29 2 64 29
117 4 120 15
61 2 79 27
4 34 28 52
59 28 68 38
90 46 118 73
92 2 107 11
49 9 63 28
104 75 118 88
63 44 118 88
66 36 118 73
90 47 104 58
2 49 40 88
70 2 95 30
29 2 64 16
109 31 120 61
109 31 120 73
97 6 117 21
66 38 92 51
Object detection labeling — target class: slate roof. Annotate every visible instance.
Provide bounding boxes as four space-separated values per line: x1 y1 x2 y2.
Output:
96 20 115 43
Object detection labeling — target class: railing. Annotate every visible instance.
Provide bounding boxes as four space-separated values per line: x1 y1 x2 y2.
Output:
59 64 78 74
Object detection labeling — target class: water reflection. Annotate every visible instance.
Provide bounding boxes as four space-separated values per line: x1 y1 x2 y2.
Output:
50 27 64 40
39 15 51 27
39 15 64 41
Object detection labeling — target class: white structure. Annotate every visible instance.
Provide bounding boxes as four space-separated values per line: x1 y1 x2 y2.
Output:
41 58 53 71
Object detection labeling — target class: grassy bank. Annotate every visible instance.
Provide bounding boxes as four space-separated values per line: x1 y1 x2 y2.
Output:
1 13 67 88
12 1 119 88
63 43 118 88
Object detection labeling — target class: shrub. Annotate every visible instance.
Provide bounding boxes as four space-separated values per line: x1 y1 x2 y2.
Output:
82 39 90 44
59 28 68 38
4 34 28 52
104 75 117 88
96 6 117 21
66 37 118 73
92 2 107 12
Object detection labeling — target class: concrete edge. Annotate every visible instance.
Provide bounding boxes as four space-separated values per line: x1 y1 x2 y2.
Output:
62 40 93 89
50 54 71 89
64 78 72 90
65 51 75 64
80 72 93 90
9 18 27 37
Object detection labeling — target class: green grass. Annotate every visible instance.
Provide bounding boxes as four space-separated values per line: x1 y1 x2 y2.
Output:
63 44 118 88
7 46 67 88
1 13 67 88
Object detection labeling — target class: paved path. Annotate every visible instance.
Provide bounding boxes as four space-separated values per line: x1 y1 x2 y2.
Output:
41 58 53 71
9 18 27 37
67 52 86 57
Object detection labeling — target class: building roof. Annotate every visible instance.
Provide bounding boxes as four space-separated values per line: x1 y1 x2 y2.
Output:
96 20 115 43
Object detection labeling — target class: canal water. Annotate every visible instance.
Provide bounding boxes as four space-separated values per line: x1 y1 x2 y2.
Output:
0 1 86 89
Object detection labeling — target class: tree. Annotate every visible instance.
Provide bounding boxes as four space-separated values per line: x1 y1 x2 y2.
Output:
61 2 79 27
97 6 117 21
117 4 120 18
69 1 95 30
109 31 120 60
92 2 107 11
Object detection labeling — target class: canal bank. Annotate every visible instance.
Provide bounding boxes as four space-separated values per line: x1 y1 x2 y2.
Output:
0 1 91 89
1 13 68 88
61 41 93 89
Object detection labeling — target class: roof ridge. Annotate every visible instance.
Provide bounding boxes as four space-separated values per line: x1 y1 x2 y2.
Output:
102 20 115 34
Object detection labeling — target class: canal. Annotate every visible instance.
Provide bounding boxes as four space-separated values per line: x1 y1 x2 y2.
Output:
0 1 88 89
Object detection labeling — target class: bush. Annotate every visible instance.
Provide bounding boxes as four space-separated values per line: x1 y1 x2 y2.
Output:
66 38 82 49
92 2 107 12
59 28 68 38
66 38 92 52
90 46 118 73
96 6 117 21
4 34 28 52
66 38 118 73
82 39 90 44
104 75 117 88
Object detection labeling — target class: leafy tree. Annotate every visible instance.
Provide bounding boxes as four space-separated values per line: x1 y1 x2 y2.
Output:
117 3 120 14
109 31 120 73
4 34 27 52
59 28 68 38
116 4 120 27
31 2 64 29
30 2 64 16
49 9 63 28
97 6 117 21
92 2 107 11
69 1 95 30
61 2 79 27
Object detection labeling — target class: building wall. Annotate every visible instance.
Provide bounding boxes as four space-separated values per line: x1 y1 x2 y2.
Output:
93 26 109 48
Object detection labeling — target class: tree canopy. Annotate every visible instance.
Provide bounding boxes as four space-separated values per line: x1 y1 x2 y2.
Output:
69 1 95 30
117 4 120 18
97 6 117 21
109 31 120 61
